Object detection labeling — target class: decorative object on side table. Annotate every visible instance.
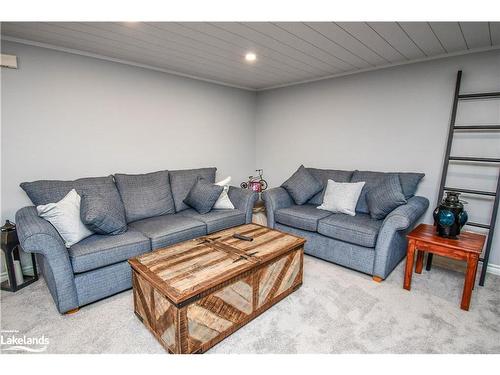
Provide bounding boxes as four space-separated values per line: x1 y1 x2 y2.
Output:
433 191 468 238
1 220 38 292
240 169 268 193
404 224 485 311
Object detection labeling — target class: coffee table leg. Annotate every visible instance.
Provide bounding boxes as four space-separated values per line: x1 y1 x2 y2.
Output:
404 240 416 291
461 255 477 311
415 250 425 274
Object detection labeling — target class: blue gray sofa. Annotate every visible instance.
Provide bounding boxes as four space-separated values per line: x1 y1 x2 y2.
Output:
15 167 258 314
262 168 429 281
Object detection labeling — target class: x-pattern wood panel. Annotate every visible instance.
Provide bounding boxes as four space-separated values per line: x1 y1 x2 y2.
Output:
129 224 304 353
5 22 497 90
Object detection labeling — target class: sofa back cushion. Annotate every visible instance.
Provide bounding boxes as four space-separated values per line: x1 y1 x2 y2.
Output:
21 175 124 208
306 168 354 205
351 170 424 214
114 170 175 223
169 167 217 212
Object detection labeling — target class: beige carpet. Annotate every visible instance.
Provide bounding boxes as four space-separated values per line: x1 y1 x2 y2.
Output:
1 255 499 354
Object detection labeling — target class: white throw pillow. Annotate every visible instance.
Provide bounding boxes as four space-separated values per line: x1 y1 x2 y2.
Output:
213 176 235 210
317 180 366 216
37 189 93 248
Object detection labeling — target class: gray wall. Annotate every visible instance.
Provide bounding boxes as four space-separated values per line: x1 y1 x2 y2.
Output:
2 41 500 274
1 41 257 225
255 50 500 267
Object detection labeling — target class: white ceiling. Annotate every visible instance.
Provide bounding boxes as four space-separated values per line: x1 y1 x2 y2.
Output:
2 22 500 90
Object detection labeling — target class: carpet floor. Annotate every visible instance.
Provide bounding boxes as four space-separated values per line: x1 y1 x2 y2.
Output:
1 255 499 354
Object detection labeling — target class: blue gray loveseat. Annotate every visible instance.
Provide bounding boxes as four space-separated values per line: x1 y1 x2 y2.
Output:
263 168 429 281
15 167 257 314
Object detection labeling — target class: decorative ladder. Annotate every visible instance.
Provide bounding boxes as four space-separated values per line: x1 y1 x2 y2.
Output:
426 70 500 286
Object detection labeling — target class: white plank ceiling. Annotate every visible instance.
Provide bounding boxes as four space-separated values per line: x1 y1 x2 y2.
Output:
1 22 499 90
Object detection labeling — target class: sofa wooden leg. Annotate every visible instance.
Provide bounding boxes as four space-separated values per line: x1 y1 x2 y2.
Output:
64 308 79 315
372 276 384 283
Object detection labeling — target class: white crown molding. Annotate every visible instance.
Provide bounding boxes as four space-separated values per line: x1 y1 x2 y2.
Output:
1 36 257 92
258 45 500 91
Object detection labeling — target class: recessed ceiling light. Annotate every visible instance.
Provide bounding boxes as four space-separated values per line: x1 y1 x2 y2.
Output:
245 52 257 63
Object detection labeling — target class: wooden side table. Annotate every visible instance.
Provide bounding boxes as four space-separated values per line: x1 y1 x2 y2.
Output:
252 200 267 226
403 224 485 311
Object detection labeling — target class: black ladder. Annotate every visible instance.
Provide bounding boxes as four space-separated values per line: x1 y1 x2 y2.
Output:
426 70 500 286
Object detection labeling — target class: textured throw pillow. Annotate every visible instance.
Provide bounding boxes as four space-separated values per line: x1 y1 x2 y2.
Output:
213 176 235 209
366 174 407 220
184 177 224 214
282 165 323 205
317 180 366 216
114 170 175 223
37 189 93 248
80 193 128 235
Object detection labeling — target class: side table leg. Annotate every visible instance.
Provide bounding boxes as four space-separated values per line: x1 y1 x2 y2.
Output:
426 253 433 271
461 255 477 311
415 250 425 274
404 240 416 291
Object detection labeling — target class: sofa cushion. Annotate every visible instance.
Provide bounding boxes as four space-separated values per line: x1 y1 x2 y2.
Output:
21 175 123 207
179 208 246 233
366 174 407 220
169 168 217 212
351 171 424 214
317 213 383 248
69 229 151 273
275 204 332 232
114 170 175 223
129 214 207 250
80 193 128 235
307 168 354 205
183 177 224 214
281 165 323 205
317 180 365 216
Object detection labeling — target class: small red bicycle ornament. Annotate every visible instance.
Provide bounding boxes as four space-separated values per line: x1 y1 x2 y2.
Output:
240 169 268 193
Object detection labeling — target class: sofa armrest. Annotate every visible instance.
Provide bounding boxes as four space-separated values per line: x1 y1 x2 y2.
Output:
261 187 293 228
373 196 429 279
15 206 79 313
228 186 258 223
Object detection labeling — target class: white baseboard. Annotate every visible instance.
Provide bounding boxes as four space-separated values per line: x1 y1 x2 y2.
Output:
0 266 35 284
486 263 500 276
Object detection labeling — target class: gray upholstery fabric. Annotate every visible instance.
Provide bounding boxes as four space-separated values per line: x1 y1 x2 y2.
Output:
276 223 376 275
262 187 294 228
275 204 332 232
20 175 124 211
80 193 127 235
351 170 425 214
183 177 224 214
317 213 383 248
394 172 425 199
74 261 134 307
281 165 322 205
179 208 246 233
373 196 429 278
114 170 175 223
69 230 150 273
15 206 79 313
350 171 387 214
366 174 407 220
129 214 207 250
227 186 259 223
169 167 217 212
307 168 354 205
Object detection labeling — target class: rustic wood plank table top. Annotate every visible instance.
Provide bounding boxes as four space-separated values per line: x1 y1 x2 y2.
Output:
403 224 486 311
129 223 305 353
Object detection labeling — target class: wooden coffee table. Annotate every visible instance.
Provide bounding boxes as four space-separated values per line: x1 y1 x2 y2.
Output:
129 223 305 354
